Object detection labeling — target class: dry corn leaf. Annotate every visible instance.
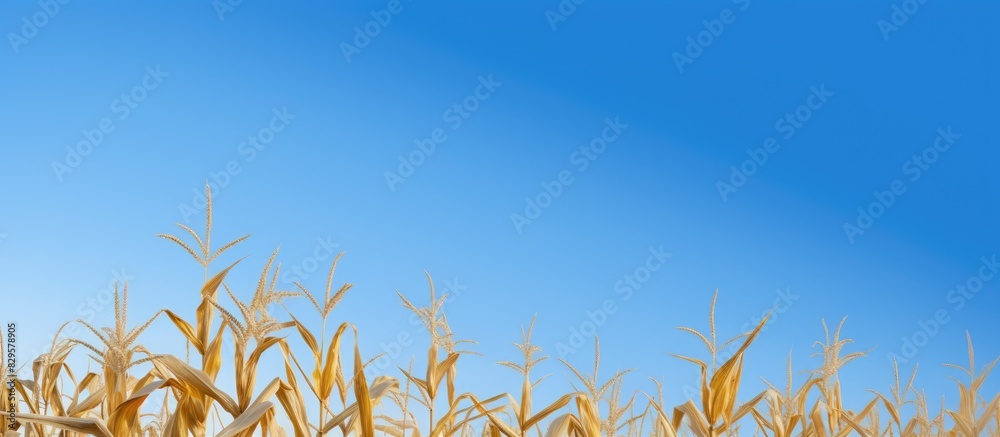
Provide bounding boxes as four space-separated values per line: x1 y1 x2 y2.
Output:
216 401 274 437
155 354 239 416
15 413 112 437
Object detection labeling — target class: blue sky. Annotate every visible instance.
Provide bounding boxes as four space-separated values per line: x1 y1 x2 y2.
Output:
2 0 999 424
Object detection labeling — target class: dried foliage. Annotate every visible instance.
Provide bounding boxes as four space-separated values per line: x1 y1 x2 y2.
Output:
5 186 998 436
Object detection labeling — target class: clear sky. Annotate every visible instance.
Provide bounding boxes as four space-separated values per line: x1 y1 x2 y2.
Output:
1 0 998 424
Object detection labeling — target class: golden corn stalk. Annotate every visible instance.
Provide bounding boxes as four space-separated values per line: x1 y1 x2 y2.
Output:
4 185 998 436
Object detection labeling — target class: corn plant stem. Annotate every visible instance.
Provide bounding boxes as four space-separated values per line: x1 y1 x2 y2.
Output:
429 404 435 437
319 316 328 437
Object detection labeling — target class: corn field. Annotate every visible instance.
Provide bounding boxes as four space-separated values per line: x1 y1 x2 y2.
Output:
3 186 998 437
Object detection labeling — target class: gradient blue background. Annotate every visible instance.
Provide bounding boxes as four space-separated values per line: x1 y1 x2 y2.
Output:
2 0 998 423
